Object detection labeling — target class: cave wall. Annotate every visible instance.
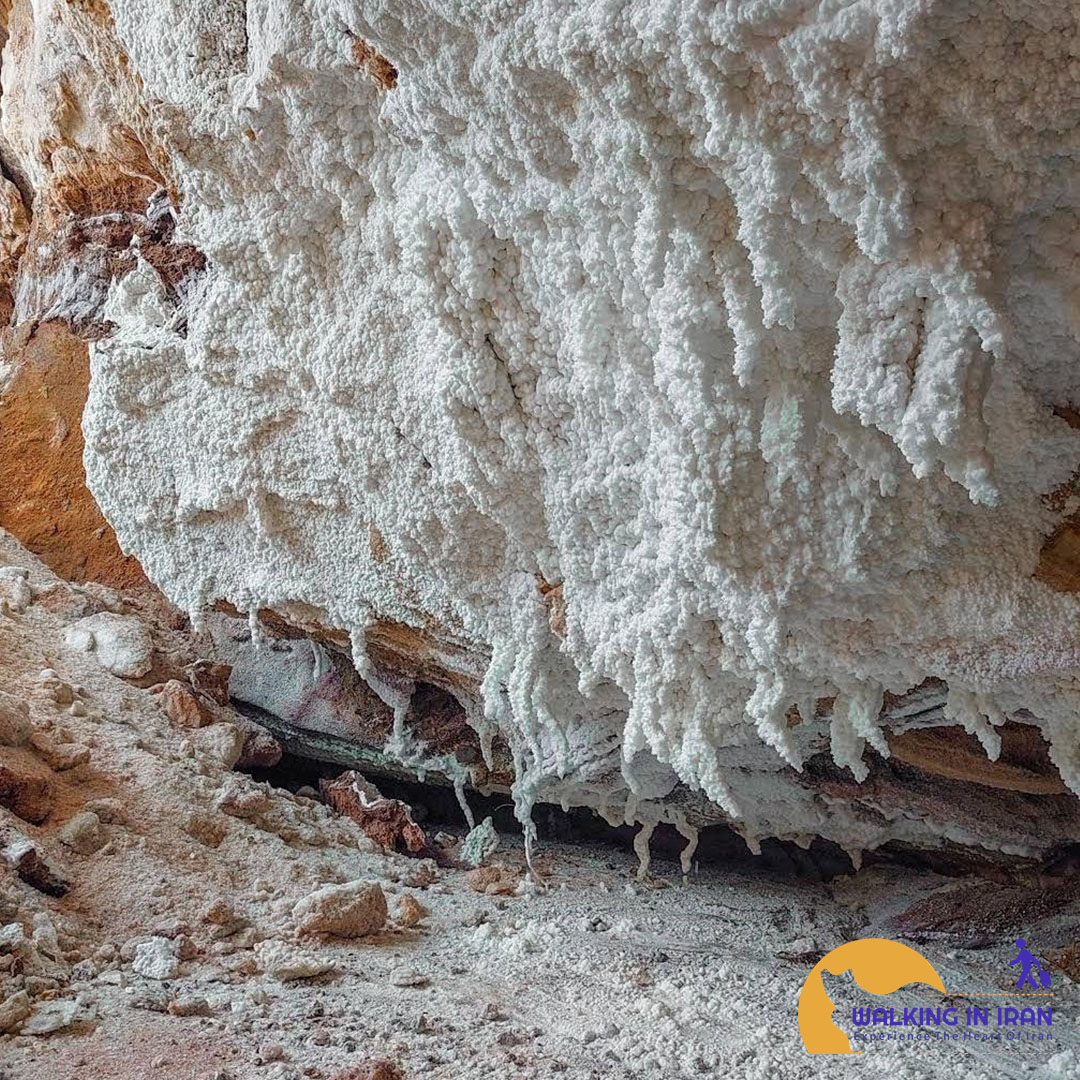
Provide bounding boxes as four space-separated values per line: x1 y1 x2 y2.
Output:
4 0 1080 858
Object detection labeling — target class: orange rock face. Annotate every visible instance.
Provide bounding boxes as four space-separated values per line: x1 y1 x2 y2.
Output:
0 320 146 588
1035 518 1080 593
0 0 200 592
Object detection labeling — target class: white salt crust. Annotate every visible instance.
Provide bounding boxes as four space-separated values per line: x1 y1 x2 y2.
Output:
53 2 1080 842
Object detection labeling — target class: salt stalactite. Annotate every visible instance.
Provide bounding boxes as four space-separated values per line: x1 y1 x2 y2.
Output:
349 621 477 829
829 705 870 784
943 686 1004 762
633 820 656 881
674 816 699 878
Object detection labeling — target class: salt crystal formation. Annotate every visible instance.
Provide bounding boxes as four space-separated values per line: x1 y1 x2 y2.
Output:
6 1 1080 857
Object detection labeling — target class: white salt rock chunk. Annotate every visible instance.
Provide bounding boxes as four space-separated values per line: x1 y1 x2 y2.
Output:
460 816 500 868
293 880 387 938
254 940 334 981
0 568 31 614
389 966 429 987
32 914 64 962
21 998 81 1035
64 613 153 678
0 690 30 746
132 937 180 980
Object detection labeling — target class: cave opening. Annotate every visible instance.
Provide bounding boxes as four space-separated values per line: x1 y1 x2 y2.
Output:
241 749 857 882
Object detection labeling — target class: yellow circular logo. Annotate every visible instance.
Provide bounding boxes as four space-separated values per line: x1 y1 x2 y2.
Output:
798 938 946 1054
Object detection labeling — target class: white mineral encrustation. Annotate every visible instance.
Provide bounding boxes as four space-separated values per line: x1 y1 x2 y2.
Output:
5 0 1080 864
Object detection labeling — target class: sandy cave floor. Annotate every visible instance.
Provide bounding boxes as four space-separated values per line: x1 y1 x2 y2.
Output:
1 532 1079 1080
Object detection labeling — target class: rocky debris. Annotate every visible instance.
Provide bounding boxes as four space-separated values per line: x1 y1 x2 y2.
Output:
460 817 499 868
394 894 425 928
21 998 81 1035
161 674 279 768
192 722 245 769
3 836 69 896
166 994 211 1017
330 1063 404 1080
0 690 31 746
83 797 126 824
0 990 31 1033
184 659 232 705
215 779 271 819
235 720 283 769
464 866 520 896
0 916 70 983
51 683 74 706
41 672 75 706
28 730 91 771
320 771 428 856
389 966 428 988
127 984 170 1012
0 757 54 823
161 679 212 728
202 898 240 925
58 811 107 855
203 898 248 941
293 880 387 938
0 567 32 615
258 1042 287 1064
132 937 181 980
254 940 334 982
64 612 153 678
403 860 439 889
183 814 228 848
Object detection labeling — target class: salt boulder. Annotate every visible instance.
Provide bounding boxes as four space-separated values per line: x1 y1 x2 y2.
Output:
254 940 333 982
161 679 211 728
132 937 180 980
460 817 499 868
293 880 387 938
0 990 31 1033
192 722 245 769
64 613 152 678
58 811 106 855
0 760 52 824
0 568 31 614
21 999 81 1035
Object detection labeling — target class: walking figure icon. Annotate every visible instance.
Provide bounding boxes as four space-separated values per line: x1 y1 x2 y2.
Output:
1010 938 1052 989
